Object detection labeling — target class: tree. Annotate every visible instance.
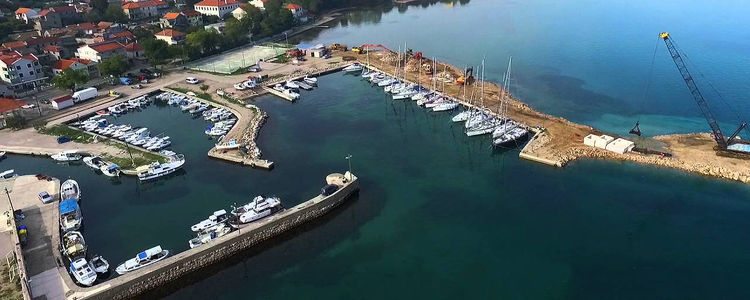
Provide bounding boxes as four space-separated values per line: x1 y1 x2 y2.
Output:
98 54 128 77
224 18 248 47
141 39 173 67
52 69 89 91
186 29 222 54
91 0 109 13
104 5 128 23
85 10 102 23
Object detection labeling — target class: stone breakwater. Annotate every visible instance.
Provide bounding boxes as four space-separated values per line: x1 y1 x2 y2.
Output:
241 106 268 159
78 172 359 300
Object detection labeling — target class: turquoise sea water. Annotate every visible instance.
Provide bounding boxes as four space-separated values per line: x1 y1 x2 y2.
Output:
4 1 750 298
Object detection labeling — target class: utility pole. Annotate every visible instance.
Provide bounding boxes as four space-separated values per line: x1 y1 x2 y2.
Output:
4 187 13 227
33 96 41 116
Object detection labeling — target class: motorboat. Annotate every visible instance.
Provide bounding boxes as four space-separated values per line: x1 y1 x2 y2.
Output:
90 255 110 274
283 89 300 100
62 231 87 260
51 150 82 162
125 128 149 143
0 151 5 159
188 224 231 249
59 199 82 232
100 164 121 177
342 63 363 73
285 80 300 90
205 126 227 136
229 195 283 228
243 80 256 89
466 119 502 137
234 83 246 90
0 169 17 180
297 80 313 90
191 209 229 233
69 258 97 286
215 139 241 151
60 179 81 201
83 156 106 170
115 246 169 275
377 78 395 87
303 75 318 85
147 138 171 151
136 154 185 181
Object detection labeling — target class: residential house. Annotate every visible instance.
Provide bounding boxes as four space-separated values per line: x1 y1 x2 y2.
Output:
43 45 65 59
108 31 136 44
125 43 144 60
249 0 270 11
0 98 26 120
0 53 46 92
194 0 239 18
231 7 246 20
76 41 126 62
181 10 203 27
122 0 168 20
14 8 39 24
52 58 99 78
49 6 79 24
160 12 188 30
33 10 62 31
155 29 185 45
24 37 60 53
0 41 30 55
284 4 307 23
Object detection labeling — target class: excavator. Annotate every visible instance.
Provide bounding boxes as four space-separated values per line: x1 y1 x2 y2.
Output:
351 44 391 54
635 32 748 153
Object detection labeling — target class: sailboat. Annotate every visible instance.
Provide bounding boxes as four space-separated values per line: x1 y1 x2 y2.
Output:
492 57 529 147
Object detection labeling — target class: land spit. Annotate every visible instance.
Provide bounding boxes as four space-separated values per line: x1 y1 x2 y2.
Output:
347 50 750 184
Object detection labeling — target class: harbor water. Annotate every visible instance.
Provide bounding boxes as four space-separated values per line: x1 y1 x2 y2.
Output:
5 71 750 298
4 0 750 298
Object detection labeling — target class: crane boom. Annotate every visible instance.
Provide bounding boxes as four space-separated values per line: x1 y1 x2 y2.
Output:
660 32 728 149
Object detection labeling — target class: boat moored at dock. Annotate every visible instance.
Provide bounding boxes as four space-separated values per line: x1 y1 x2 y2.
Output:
115 246 169 275
60 179 81 201
136 154 185 181
70 258 97 286
51 150 82 162
229 195 283 229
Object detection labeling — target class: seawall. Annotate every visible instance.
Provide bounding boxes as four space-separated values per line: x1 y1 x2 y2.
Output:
77 172 359 300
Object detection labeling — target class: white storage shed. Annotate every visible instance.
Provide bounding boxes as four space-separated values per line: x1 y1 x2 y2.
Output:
594 135 615 149
51 95 74 110
606 138 636 154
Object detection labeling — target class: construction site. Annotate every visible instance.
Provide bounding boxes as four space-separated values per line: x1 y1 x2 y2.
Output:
337 36 750 183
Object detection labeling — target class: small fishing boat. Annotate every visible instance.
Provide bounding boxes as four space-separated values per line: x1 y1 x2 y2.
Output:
0 169 17 180
191 209 229 233
0 151 5 159
60 199 82 232
62 231 87 260
90 255 110 274
234 83 246 90
243 80 256 89
285 80 300 90
205 126 227 136
297 80 313 90
95 110 109 116
70 258 97 286
60 179 81 201
229 195 283 228
136 154 185 181
51 150 82 162
83 156 105 170
189 224 232 249
100 164 120 177
115 246 169 275
215 139 241 151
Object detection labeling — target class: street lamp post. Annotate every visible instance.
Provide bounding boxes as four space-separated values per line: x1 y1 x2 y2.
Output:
284 32 288 45
345 154 352 175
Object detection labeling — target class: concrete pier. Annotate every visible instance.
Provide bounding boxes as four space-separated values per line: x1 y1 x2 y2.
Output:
67 171 359 300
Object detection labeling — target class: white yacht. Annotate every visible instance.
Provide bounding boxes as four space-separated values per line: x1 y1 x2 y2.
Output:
188 223 232 249
59 199 82 232
60 179 81 201
303 75 318 85
433 101 459 112
452 110 471 122
191 209 228 233
70 258 97 286
115 246 169 275
100 164 121 177
83 156 106 170
342 63 363 73
229 196 283 228
51 150 82 162
136 155 185 181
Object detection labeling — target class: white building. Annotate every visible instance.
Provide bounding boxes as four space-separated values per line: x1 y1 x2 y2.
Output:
249 0 269 10
0 53 45 91
231 7 246 20
583 134 635 154
51 95 74 110
194 0 239 18
14 8 39 24
76 41 126 62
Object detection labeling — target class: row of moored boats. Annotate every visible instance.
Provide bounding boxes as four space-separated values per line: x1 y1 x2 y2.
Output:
346 61 529 147
271 75 318 100
72 116 173 152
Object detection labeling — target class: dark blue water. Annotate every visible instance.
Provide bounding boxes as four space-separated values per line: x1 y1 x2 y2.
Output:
292 0 750 137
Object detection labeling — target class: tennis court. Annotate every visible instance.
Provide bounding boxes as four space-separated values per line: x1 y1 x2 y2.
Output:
188 44 291 74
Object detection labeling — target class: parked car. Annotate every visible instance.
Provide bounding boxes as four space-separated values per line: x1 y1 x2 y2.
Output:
21 104 36 109
38 191 53 204
186 77 200 84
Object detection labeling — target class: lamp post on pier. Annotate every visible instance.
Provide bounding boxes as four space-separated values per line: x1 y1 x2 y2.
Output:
345 154 352 176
